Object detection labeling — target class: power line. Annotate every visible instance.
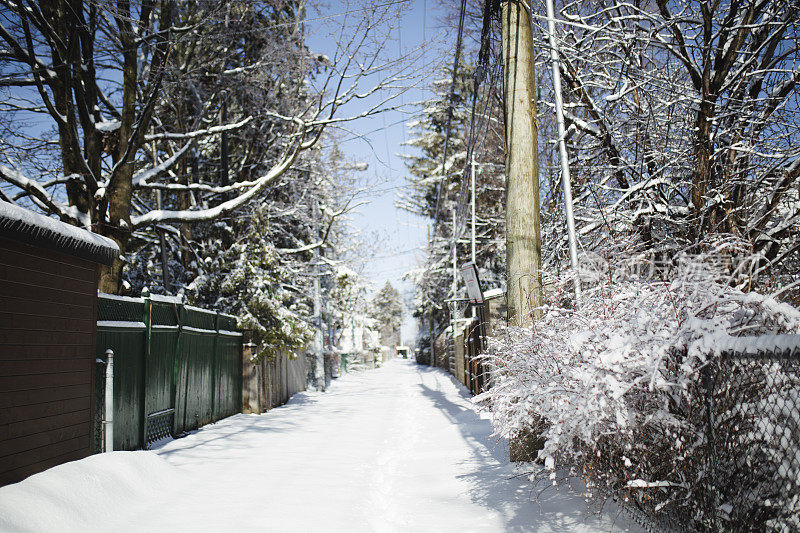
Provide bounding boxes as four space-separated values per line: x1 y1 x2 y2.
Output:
432 0 468 229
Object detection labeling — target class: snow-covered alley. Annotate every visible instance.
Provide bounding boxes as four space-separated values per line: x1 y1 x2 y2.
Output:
1 359 641 532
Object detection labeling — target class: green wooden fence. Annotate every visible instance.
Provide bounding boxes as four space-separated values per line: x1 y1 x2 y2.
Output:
95 293 242 451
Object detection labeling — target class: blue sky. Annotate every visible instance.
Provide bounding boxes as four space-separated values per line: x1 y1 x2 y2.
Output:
306 0 448 342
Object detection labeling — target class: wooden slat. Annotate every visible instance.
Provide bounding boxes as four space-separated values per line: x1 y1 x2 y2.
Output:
0 396 90 426
0 446 90 487
0 358 89 376
0 371 91 393
0 434 90 475
0 329 93 346
0 263 96 294
0 344 89 361
0 384 90 409
0 236 94 278
0 422 88 459
0 236 99 487
0 312 94 333
0 296 94 322
0 408 90 441
0 278 95 308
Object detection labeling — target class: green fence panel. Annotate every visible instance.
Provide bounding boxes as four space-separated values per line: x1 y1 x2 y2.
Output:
146 328 177 413
181 330 216 431
173 315 190 436
214 332 242 420
97 294 242 450
96 326 146 450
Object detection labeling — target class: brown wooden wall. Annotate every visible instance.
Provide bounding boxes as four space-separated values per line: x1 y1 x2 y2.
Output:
0 235 97 486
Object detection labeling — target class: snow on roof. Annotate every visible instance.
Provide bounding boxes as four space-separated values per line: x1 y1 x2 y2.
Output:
0 201 119 266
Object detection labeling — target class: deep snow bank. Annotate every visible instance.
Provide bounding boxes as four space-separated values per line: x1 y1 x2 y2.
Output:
0 451 176 532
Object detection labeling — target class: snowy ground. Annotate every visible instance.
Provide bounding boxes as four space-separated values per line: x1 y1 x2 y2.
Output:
1 359 642 532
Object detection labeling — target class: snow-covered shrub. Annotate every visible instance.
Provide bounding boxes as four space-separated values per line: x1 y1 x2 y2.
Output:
187 216 313 362
480 240 800 529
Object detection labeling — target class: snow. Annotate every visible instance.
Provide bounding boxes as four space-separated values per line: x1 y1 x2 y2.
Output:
96 320 146 329
0 200 118 253
0 452 177 532
95 120 121 132
180 326 217 335
131 141 193 186
0 360 641 532
697 333 800 357
150 294 183 304
97 293 143 303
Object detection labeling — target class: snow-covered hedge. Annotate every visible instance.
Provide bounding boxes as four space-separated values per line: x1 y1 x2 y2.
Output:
480 242 800 529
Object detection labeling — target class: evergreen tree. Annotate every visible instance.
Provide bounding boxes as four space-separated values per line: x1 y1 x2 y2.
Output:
402 59 507 334
369 282 403 345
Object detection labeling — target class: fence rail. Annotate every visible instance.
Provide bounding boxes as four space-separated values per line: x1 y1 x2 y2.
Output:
95 293 243 451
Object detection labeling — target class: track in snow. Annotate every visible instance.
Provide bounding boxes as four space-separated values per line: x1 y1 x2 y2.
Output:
0 359 641 532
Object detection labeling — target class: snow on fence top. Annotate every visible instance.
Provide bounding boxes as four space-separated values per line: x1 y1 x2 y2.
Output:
714 333 800 356
0 201 118 266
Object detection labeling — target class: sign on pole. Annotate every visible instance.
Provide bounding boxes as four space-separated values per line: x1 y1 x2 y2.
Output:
459 262 484 304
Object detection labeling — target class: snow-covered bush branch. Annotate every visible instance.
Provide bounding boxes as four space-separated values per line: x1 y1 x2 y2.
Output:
480 240 800 527
0 0 423 293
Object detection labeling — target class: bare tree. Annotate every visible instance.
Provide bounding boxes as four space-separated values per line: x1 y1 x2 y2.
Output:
544 0 799 287
0 0 422 292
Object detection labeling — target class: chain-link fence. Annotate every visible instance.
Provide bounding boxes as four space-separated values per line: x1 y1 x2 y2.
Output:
579 336 800 532
707 340 800 531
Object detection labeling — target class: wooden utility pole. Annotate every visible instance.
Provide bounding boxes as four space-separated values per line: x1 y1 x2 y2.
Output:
502 0 542 325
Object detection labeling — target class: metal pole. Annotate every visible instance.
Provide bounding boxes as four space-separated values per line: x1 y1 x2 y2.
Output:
452 208 458 297
544 0 581 305
104 349 114 452
471 155 477 264
312 197 325 392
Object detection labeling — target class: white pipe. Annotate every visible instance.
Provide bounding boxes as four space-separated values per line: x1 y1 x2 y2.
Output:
104 348 114 452
452 208 458 297
544 0 581 305
471 155 476 264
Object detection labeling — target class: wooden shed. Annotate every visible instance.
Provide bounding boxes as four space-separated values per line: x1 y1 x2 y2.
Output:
0 202 118 486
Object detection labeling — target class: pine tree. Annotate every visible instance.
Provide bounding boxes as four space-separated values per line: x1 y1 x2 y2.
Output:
369 282 403 347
